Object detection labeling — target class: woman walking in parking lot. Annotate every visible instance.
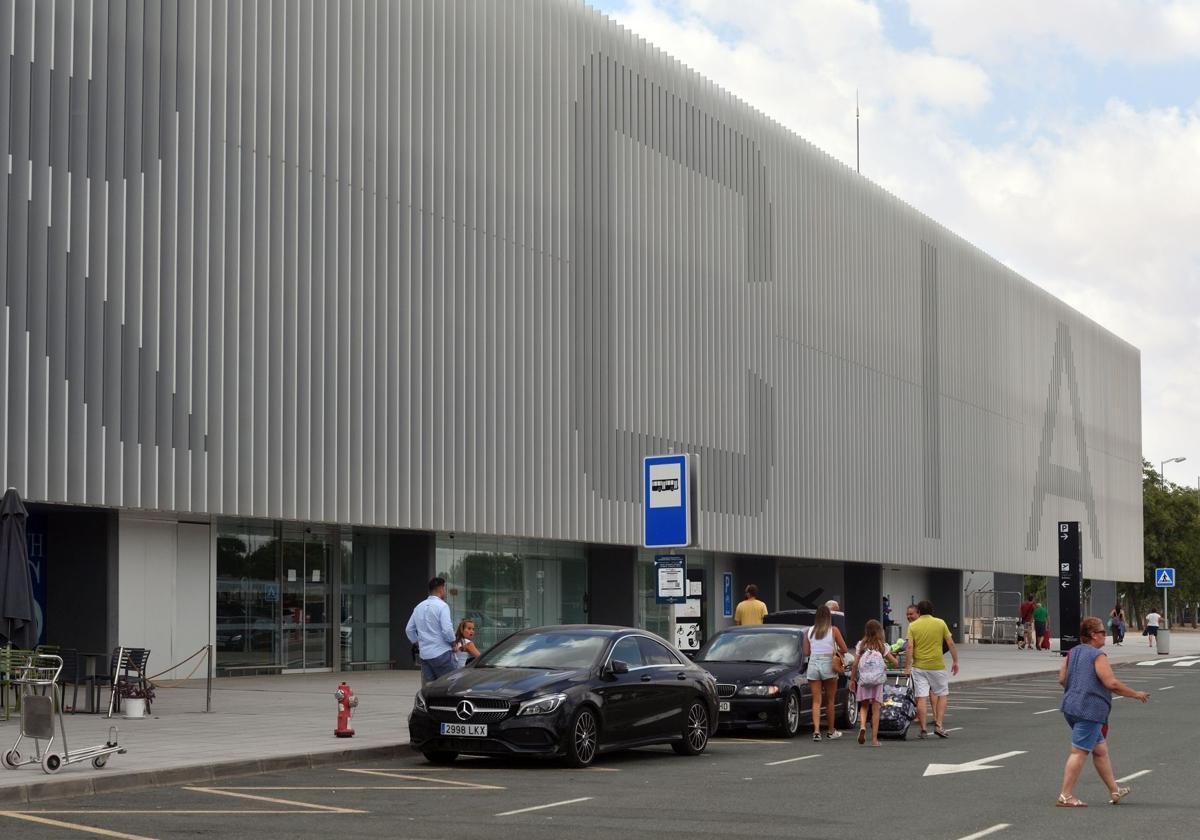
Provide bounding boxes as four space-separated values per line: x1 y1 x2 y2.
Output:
1056 616 1149 807
803 605 849 742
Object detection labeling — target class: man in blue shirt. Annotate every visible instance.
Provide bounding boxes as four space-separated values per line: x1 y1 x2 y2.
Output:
405 577 457 684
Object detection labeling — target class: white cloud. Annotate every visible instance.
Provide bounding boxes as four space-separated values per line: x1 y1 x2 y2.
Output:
597 0 1200 478
907 0 1200 64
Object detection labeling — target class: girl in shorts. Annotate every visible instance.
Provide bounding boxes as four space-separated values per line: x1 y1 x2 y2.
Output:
849 619 898 746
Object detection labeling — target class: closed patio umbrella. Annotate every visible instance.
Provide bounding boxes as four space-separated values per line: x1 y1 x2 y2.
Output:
0 487 36 649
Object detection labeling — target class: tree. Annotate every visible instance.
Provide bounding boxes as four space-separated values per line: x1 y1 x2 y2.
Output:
1135 461 1200 628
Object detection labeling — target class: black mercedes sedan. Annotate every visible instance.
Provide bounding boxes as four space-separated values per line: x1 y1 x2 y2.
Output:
696 625 858 737
409 625 718 767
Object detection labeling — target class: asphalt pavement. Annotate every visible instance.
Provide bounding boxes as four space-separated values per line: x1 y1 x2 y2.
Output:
1 658 1195 839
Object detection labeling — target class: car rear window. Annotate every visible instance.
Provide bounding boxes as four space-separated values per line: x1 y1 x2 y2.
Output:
475 632 609 669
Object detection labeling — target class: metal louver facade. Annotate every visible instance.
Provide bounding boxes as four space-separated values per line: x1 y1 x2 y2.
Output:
0 0 1142 580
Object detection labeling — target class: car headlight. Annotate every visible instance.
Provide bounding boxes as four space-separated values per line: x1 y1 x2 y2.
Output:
738 685 780 697
413 691 427 712
517 693 568 716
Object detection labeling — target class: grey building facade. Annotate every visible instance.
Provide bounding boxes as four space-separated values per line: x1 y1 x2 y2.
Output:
3 0 1141 674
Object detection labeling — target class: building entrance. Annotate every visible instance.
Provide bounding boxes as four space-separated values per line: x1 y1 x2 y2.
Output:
279 528 334 672
216 521 340 675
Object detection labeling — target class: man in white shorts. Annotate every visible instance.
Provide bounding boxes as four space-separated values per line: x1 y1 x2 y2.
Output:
904 600 960 739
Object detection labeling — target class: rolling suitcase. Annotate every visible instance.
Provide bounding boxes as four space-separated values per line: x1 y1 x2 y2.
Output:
877 674 915 740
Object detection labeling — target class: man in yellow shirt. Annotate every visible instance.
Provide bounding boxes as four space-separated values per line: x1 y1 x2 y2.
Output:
904 600 960 739
734 584 769 625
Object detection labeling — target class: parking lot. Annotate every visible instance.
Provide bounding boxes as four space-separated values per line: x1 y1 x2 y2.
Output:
0 665 1195 840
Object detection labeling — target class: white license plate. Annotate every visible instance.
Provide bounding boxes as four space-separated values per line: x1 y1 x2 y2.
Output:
719 701 731 712
439 723 488 737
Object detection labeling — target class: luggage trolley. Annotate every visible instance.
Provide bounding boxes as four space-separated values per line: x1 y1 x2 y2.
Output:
1 653 126 774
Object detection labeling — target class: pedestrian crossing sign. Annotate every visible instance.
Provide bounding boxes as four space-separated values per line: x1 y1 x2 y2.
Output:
1155 568 1175 588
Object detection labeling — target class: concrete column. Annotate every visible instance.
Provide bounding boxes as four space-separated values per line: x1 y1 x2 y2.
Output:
390 531 435 669
586 545 636 627
843 562 882 647
1087 579 1117 619
929 569 964 642
734 556 778 612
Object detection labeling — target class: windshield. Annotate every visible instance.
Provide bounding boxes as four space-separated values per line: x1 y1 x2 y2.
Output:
475 631 609 670
697 632 799 665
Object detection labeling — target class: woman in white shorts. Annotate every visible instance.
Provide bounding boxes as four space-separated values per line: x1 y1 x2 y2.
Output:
803 605 849 742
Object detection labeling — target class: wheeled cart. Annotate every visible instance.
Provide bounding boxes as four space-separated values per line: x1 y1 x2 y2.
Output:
877 673 916 740
1 653 127 774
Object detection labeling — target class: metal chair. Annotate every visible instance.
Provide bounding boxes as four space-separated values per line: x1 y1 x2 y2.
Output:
54 648 94 714
1 646 36 721
99 647 152 717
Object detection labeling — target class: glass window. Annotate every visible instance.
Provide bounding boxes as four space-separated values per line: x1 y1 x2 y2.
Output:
638 636 681 666
215 522 281 672
439 536 588 654
610 636 645 668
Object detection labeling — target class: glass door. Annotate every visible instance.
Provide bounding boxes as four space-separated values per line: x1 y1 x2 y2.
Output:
280 528 333 672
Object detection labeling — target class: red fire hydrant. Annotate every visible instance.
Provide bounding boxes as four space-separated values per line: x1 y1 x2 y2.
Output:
334 682 358 738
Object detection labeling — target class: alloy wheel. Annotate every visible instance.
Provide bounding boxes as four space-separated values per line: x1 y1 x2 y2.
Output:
574 710 598 765
687 704 709 751
785 693 800 735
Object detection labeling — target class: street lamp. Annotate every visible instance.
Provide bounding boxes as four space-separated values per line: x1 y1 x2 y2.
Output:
1160 456 1186 488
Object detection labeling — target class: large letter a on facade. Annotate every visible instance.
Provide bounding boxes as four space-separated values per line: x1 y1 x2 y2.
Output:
1026 323 1102 558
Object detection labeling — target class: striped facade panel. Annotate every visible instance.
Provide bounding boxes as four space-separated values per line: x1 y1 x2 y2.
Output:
0 0 1142 580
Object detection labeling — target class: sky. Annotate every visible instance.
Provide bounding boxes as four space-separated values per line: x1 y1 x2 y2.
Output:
586 0 1200 489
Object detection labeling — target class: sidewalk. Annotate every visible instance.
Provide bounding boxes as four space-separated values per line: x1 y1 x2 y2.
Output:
0 670 420 805
3 631 1199 805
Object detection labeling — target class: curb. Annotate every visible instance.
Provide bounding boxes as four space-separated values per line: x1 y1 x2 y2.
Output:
0 742 416 806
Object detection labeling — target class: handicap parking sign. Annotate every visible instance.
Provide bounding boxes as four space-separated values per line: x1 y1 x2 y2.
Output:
1155 568 1175 588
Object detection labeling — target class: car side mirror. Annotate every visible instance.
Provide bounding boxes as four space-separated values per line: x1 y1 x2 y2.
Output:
608 659 630 676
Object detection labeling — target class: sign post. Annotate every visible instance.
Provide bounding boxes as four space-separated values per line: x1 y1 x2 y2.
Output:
1057 521 1082 655
654 555 687 605
643 454 696 548
1155 567 1175 627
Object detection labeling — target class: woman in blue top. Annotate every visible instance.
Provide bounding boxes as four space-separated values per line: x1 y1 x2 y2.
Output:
1056 616 1149 807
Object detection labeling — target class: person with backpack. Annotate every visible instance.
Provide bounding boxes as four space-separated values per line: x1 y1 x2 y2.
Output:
850 619 898 746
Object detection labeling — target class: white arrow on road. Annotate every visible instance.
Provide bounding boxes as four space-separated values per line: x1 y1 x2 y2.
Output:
923 751 1026 777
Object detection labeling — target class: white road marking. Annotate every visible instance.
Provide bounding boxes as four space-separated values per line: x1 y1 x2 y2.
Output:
0 813 157 839
1172 659 1200 667
1159 685 1175 691
1033 708 1060 715
944 727 963 733
183 787 361 814
339 768 504 789
950 698 1025 704
765 754 821 766
947 706 989 711
1115 769 1153 783
1135 656 1196 666
955 824 1010 840
923 751 1026 777
496 797 593 817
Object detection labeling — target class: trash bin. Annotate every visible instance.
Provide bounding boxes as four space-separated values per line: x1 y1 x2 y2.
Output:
1156 628 1171 655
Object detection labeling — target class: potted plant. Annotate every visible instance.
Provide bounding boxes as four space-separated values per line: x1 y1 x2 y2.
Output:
116 682 155 719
